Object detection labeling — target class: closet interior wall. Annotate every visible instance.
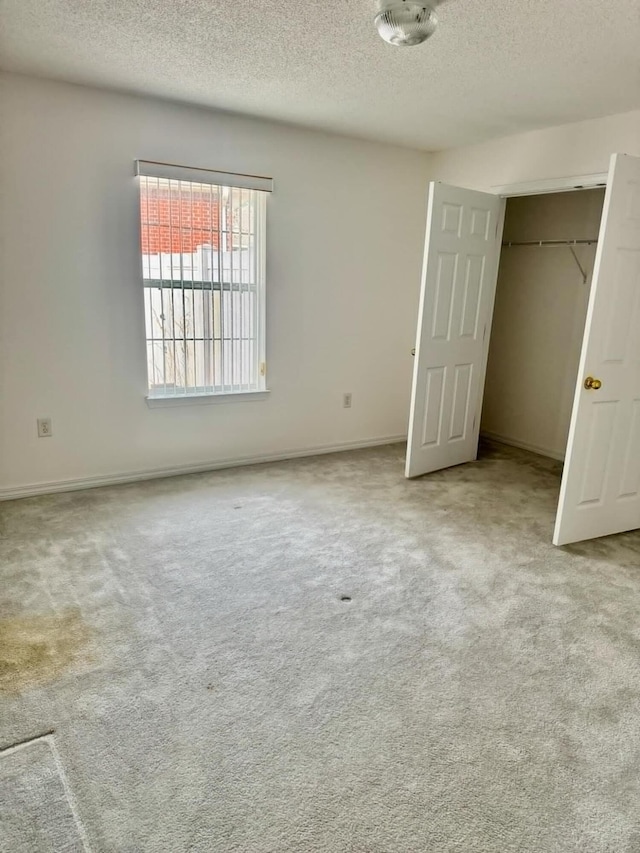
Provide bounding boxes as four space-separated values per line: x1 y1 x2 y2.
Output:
481 188 606 460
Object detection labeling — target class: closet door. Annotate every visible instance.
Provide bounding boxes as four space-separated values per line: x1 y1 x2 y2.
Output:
406 183 505 478
554 153 640 545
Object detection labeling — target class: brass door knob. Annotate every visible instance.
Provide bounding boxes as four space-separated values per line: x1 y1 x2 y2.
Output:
584 376 602 390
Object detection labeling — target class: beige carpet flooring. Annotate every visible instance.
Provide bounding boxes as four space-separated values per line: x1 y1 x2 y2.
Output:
1 440 639 852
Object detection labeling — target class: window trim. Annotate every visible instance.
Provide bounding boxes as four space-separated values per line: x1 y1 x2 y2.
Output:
145 390 270 408
136 161 271 400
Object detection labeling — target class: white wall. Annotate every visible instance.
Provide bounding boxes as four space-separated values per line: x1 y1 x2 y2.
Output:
481 190 605 459
3 78 637 494
430 110 640 191
0 74 431 495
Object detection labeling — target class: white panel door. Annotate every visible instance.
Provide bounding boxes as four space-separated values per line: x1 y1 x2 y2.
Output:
406 183 505 478
554 154 640 546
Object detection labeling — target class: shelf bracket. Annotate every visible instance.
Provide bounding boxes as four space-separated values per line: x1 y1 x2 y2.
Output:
568 246 588 284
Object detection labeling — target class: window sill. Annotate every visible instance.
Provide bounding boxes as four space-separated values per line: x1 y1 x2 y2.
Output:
146 390 270 408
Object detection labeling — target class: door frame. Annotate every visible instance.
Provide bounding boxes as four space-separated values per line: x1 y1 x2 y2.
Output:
492 172 609 198
480 172 611 461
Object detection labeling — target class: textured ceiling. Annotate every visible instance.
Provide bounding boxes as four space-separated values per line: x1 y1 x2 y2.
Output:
1 0 639 150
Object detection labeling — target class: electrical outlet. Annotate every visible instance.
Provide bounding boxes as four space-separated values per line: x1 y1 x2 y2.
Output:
343 393 352 409
37 418 52 438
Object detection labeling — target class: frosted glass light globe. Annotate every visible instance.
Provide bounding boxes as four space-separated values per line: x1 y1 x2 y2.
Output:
375 1 438 47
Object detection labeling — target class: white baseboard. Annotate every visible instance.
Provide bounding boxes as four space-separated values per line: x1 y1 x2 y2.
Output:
0 434 407 501
480 430 565 462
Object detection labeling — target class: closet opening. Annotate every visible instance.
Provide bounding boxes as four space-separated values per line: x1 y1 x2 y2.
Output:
480 188 606 463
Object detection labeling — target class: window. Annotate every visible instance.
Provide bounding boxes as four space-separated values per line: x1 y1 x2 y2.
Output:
135 160 272 401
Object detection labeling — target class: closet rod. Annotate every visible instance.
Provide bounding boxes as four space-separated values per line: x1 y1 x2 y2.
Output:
501 239 598 247
501 239 598 284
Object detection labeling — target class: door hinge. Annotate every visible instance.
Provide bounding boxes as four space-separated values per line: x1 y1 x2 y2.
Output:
482 323 487 342
260 362 266 376
472 414 476 431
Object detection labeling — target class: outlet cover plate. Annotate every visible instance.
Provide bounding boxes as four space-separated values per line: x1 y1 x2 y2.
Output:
37 418 52 438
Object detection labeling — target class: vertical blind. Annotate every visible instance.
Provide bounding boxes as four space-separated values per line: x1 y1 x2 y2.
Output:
135 160 272 398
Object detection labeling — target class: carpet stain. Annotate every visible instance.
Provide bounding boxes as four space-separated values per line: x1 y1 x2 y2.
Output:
0 609 91 694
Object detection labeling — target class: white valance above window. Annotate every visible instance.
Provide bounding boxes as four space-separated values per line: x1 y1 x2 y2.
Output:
134 160 273 193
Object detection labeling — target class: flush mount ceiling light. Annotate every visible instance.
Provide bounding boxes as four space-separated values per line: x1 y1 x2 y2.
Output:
374 0 438 47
